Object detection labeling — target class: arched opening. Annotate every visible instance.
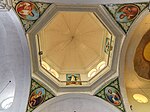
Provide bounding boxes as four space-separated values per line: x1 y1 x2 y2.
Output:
33 94 121 112
0 9 31 112
119 9 150 112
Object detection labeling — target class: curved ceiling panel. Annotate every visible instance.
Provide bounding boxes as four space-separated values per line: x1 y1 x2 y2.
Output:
34 94 121 112
134 30 150 80
38 12 108 73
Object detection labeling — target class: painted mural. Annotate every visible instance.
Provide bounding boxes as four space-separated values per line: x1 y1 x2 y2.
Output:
26 79 55 112
104 3 148 33
115 4 140 23
29 87 45 108
104 32 115 59
105 86 121 106
95 78 126 112
66 74 82 85
104 37 112 55
12 0 51 31
16 1 40 20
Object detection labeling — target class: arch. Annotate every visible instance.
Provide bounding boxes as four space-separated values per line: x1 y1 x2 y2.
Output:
33 93 122 112
119 7 150 112
0 9 31 112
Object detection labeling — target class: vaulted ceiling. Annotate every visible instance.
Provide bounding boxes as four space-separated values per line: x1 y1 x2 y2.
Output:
0 0 150 112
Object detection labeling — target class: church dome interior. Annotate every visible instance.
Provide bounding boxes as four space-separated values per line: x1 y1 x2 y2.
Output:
0 0 150 112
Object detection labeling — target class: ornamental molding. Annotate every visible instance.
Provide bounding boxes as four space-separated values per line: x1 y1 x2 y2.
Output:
0 0 11 11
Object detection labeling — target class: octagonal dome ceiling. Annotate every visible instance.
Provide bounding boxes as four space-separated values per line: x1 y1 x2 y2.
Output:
27 4 121 90
38 11 111 76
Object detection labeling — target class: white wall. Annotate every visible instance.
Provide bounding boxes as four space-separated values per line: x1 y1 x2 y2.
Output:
34 94 121 112
0 9 31 112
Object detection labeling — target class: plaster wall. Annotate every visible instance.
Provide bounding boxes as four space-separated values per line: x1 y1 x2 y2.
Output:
0 9 30 112
34 94 121 112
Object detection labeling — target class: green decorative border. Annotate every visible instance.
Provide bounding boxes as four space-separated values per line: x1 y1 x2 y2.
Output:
26 79 55 112
104 3 148 33
12 0 51 32
95 78 126 112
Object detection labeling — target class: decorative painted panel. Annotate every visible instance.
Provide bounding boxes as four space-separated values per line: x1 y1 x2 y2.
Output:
26 79 55 112
12 0 51 31
104 3 148 33
104 31 115 58
66 74 82 85
104 37 112 54
95 78 126 112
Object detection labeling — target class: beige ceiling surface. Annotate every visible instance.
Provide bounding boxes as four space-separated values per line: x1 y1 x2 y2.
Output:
125 13 150 89
134 29 150 80
38 12 108 73
125 12 150 112
144 42 150 62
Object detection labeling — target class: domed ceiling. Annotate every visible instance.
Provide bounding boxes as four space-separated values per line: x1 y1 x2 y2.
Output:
36 10 115 83
38 11 109 74
27 5 120 89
